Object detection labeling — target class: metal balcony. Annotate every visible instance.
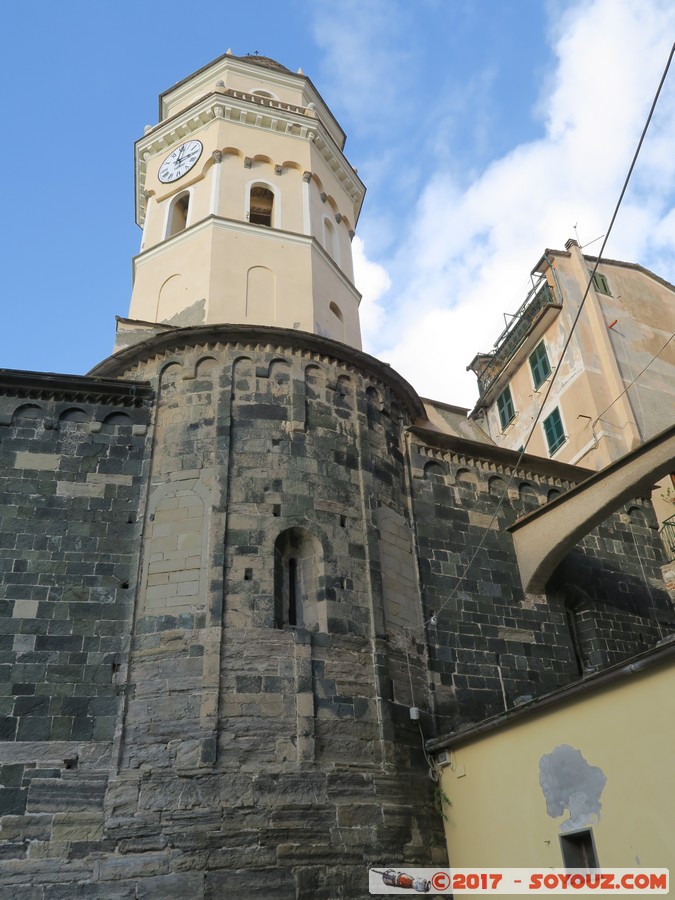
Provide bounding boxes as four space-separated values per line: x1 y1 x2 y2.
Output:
660 514 675 561
475 281 561 396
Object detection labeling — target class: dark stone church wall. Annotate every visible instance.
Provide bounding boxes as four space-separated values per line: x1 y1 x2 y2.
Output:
81 338 447 900
408 440 673 732
0 382 151 829
551 500 674 670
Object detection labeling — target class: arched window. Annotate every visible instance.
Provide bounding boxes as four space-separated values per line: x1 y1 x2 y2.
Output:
249 185 274 226
323 217 339 261
329 301 343 322
274 528 324 630
167 192 190 237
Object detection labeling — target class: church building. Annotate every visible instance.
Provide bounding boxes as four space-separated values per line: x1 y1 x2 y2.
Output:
0 51 673 898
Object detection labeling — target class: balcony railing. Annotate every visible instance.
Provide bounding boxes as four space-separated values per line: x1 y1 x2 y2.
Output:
475 281 561 396
660 514 675 561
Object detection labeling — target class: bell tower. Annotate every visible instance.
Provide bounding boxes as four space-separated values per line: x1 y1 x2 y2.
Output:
126 51 365 347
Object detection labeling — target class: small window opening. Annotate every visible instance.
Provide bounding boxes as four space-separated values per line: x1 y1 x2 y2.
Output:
496 386 515 430
244 568 253 581
249 185 274 226
168 194 190 237
339 577 347 589
127 513 136 524
273 504 281 517
529 341 551 390
339 515 347 528
543 407 566 455
111 660 120 675
591 272 611 295
288 558 298 626
560 830 599 868
329 301 343 322
64 758 78 770
274 528 324 631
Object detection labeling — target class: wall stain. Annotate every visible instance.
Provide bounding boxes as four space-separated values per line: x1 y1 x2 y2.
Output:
539 744 607 832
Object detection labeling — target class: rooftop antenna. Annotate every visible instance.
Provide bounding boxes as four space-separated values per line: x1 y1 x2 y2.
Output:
573 222 582 245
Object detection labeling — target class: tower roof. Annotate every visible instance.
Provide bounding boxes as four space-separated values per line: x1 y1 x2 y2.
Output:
238 53 292 74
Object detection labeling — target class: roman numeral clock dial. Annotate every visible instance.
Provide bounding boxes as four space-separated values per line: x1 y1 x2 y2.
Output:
158 140 203 183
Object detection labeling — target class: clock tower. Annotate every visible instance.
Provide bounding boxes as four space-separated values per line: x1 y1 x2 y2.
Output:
124 51 365 348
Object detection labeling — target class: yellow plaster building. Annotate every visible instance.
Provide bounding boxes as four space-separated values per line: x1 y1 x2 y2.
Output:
467 239 675 533
428 641 675 874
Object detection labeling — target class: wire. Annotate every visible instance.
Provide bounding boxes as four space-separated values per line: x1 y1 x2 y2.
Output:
424 41 675 630
592 332 674 427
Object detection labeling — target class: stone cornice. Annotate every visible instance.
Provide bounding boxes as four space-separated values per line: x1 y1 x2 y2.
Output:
0 369 153 406
409 425 592 485
87 325 426 422
135 90 365 228
158 54 346 150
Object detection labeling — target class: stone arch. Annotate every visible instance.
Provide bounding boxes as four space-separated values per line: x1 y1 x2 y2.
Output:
455 468 477 485
334 374 354 411
101 411 133 432
424 460 445 481
519 482 540 505
59 407 88 424
194 356 218 378
510 425 675 593
626 505 649 527
547 488 562 503
304 364 325 395
11 403 43 423
273 527 325 631
268 358 291 397
488 475 507 497
245 266 276 321
232 356 256 402
159 360 183 386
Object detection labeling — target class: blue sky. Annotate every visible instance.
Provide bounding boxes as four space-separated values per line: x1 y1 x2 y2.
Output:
3 0 675 407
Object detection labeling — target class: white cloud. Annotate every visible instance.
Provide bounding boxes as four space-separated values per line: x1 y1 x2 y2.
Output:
343 0 675 407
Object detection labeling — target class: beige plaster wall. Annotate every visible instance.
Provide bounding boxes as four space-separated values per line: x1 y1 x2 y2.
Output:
438 658 675 870
480 244 674 471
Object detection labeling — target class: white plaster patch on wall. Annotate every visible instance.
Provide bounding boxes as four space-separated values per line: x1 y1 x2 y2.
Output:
539 744 607 832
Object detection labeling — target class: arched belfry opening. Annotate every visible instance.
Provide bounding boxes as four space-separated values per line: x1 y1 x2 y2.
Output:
249 184 275 226
167 192 190 237
274 527 324 630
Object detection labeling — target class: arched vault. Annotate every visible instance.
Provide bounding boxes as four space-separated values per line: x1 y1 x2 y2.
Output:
509 424 675 593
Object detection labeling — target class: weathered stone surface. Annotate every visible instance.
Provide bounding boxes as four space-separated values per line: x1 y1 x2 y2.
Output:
0 332 670 898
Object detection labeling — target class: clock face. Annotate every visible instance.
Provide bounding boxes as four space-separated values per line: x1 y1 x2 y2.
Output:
158 140 203 184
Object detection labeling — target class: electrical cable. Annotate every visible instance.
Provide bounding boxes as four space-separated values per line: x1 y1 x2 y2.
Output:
591 331 674 428
423 41 675 630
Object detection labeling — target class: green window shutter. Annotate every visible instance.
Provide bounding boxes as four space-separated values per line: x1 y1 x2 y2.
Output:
543 408 565 454
496 387 515 430
529 341 551 390
591 272 611 295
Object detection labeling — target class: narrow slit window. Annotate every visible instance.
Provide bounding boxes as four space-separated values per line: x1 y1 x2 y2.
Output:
287 558 298 626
